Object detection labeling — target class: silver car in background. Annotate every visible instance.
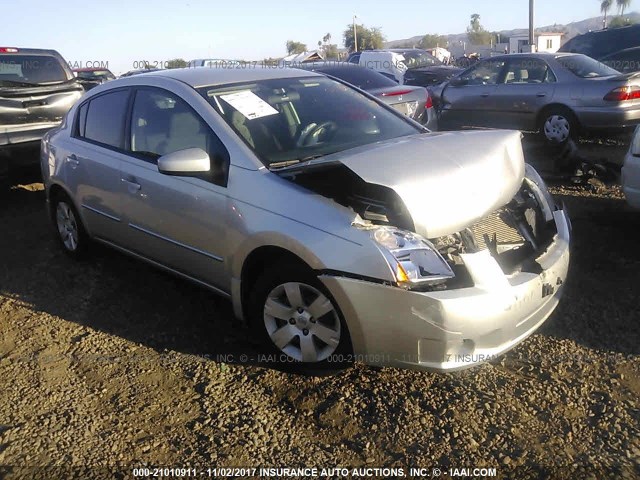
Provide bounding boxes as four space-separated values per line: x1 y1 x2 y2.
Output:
437 53 640 143
41 67 571 373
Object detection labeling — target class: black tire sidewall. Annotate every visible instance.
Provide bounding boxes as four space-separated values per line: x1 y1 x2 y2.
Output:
247 264 353 374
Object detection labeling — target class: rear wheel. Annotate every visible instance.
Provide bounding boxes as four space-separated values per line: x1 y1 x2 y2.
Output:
51 194 89 259
540 107 578 145
248 264 352 374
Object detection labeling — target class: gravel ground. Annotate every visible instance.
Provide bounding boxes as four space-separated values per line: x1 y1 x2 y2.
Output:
0 149 639 479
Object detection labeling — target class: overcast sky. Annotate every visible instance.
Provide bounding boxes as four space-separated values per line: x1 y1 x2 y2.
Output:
3 0 632 73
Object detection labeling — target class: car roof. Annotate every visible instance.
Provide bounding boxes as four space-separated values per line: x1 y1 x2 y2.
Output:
134 67 323 88
0 47 62 56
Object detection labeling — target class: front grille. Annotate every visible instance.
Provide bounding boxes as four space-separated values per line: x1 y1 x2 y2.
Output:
471 209 525 250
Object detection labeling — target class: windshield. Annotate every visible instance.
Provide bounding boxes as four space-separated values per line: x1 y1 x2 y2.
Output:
556 55 620 78
0 54 70 85
199 76 420 167
399 50 442 68
76 70 114 80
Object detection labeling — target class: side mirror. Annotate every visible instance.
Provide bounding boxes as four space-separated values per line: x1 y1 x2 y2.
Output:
157 148 211 176
449 77 469 87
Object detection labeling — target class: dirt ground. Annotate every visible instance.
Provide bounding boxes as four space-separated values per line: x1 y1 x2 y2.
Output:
0 141 639 480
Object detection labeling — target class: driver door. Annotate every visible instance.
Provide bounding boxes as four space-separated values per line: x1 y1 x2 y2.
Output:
118 87 231 291
440 59 506 129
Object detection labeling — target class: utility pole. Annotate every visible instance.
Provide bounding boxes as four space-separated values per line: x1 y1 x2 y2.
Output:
529 0 535 51
353 15 358 52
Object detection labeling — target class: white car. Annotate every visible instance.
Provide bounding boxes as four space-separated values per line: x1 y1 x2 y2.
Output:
622 125 640 208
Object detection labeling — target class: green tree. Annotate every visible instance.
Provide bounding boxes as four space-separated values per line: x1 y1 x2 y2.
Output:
418 34 447 49
609 15 636 26
286 40 307 55
343 24 385 52
616 0 631 15
165 58 188 69
466 13 492 45
601 0 613 26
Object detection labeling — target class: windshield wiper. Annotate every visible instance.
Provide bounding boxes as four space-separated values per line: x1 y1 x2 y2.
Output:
269 154 327 170
0 80 39 87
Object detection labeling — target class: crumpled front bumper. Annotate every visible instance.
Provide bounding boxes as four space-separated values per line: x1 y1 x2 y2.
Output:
320 209 571 372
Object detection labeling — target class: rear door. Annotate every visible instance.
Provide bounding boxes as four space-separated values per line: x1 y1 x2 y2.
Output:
65 88 132 243
491 57 557 131
440 59 506 129
118 87 231 291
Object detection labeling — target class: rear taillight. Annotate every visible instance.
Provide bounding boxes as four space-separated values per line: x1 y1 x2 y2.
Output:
381 89 413 97
0 47 19 53
604 85 640 101
426 94 433 109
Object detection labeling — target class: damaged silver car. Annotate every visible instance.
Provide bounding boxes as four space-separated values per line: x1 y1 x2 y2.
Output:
40 67 571 372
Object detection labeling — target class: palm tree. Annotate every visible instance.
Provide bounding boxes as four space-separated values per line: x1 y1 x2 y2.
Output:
616 0 631 16
601 0 612 27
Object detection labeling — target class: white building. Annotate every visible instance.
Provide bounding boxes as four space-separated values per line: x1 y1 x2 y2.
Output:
508 32 563 54
509 32 564 53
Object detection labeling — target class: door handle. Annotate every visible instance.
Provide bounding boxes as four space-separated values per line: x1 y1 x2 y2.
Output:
121 178 141 191
536 92 547 97
480 93 490 97
65 155 80 168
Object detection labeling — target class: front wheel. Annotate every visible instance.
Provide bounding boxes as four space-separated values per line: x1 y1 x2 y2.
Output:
540 108 578 145
248 264 352 374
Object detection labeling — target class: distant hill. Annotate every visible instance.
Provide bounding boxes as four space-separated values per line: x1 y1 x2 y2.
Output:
385 12 640 48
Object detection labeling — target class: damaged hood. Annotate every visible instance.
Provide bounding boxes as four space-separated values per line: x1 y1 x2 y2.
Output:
288 130 526 238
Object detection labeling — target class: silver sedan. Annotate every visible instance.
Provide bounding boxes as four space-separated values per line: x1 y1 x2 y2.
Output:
40 67 571 373
437 53 640 143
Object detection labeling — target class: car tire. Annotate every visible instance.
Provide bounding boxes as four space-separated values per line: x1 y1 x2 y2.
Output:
539 107 578 145
51 193 90 259
248 263 353 375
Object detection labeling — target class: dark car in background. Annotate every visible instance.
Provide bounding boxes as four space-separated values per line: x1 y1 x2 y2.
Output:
601 47 640 74
0 47 84 190
391 49 462 87
350 48 461 87
558 24 640 60
296 62 437 130
119 68 163 77
73 67 116 91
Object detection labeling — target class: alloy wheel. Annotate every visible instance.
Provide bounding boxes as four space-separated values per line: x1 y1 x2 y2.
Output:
56 201 79 252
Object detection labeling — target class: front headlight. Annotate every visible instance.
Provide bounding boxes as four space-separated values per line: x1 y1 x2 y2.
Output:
360 225 455 287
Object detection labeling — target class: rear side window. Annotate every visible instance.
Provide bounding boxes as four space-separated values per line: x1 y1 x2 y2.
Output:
81 90 130 149
0 54 69 84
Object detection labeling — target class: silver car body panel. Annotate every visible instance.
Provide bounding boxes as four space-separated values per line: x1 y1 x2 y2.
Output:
41 67 570 372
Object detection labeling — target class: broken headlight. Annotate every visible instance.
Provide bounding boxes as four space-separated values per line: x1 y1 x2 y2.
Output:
366 226 455 287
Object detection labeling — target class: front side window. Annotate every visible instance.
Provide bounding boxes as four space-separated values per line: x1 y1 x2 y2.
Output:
460 60 506 85
198 76 420 168
503 58 555 84
130 88 229 185
81 89 130 148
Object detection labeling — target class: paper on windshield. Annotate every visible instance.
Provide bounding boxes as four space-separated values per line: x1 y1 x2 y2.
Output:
220 90 278 120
